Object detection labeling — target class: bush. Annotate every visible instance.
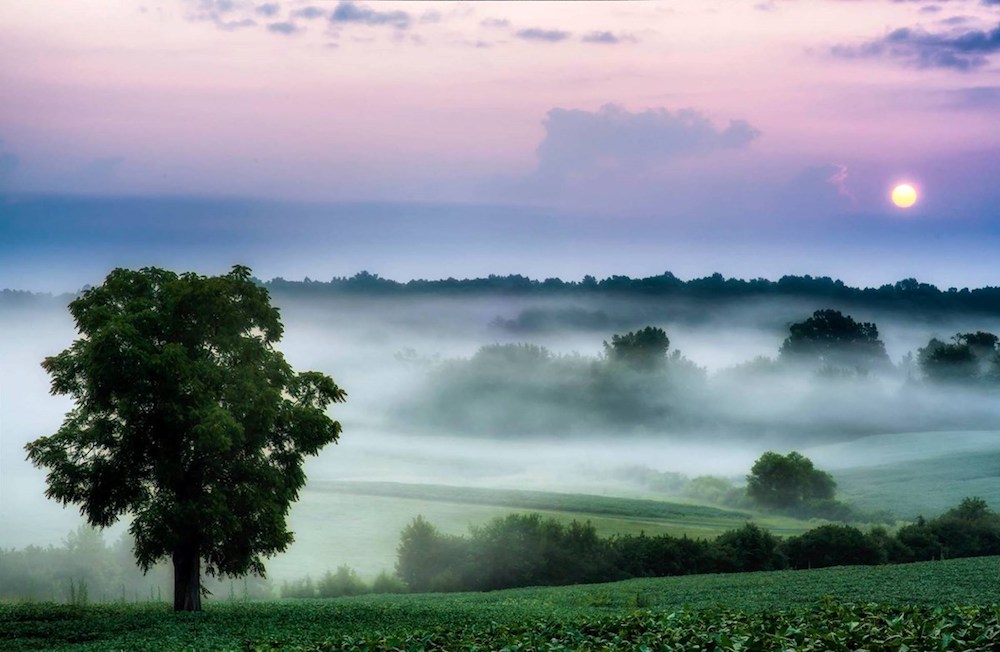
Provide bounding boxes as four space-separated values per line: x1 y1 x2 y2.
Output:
370 571 407 594
713 523 784 573
783 524 881 569
280 576 316 599
317 565 367 598
930 497 1000 558
893 518 942 562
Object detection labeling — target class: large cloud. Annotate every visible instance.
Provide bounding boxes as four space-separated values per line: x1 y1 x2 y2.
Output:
832 21 1000 70
534 104 761 180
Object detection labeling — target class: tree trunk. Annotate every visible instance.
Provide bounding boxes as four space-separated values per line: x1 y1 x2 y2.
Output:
172 542 202 611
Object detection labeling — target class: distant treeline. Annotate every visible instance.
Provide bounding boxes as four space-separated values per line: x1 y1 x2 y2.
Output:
9 273 1000 315
393 497 1000 594
262 273 1000 315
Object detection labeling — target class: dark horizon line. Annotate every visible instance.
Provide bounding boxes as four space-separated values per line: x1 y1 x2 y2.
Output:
4 269 998 302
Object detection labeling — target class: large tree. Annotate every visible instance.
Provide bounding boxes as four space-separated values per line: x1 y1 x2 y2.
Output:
25 265 346 611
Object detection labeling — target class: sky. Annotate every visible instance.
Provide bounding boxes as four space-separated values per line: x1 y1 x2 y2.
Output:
2 0 1000 291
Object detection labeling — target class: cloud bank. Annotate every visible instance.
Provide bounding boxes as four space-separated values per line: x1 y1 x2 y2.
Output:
833 21 1000 70
535 104 761 180
330 1 411 29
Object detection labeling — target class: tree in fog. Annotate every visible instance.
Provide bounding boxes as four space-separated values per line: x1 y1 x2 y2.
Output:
25 265 346 611
917 331 1000 383
779 309 889 373
603 326 670 371
745 451 835 509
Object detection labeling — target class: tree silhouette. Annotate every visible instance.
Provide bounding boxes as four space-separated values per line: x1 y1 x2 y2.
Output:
918 331 1000 383
25 266 346 611
603 326 670 371
779 309 889 373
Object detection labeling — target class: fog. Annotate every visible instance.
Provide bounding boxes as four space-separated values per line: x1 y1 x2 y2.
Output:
4 289 1000 581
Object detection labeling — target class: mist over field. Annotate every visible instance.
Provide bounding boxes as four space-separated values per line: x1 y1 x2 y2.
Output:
5 280 1000 583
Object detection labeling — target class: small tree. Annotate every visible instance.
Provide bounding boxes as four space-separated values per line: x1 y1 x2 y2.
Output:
603 326 670 371
746 451 836 510
25 266 346 611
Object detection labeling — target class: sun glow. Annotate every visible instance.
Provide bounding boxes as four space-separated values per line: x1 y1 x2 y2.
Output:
891 184 918 208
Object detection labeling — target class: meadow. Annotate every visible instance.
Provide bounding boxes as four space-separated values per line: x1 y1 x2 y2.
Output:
4 556 998 650
270 482 818 581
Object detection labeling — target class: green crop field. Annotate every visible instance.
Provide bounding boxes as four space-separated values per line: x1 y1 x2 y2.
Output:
270 482 819 581
4 556 999 650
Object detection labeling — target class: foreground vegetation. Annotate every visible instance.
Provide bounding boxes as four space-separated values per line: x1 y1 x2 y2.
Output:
4 556 999 650
389 497 998 594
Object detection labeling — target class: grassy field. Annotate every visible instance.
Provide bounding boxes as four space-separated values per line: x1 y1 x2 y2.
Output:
270 482 819 581
4 556 999 650
825 437 1000 519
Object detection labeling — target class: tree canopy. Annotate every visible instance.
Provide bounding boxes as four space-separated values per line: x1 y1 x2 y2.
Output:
917 331 1000 384
745 451 836 510
25 265 346 611
779 309 889 373
603 326 670 371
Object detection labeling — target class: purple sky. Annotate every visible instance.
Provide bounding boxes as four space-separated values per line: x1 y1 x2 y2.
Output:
2 0 1000 290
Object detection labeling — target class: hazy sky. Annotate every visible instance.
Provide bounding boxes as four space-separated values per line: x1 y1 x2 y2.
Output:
2 0 1000 290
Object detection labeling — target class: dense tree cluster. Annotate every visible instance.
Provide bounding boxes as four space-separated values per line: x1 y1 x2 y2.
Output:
408 333 705 435
406 309 1000 439
395 498 1000 594
917 332 1000 384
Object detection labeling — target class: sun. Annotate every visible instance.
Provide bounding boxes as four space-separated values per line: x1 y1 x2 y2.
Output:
891 183 918 208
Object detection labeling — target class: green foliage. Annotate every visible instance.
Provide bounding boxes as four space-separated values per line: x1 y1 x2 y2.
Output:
746 451 836 510
783 524 882 569
392 497 998 594
683 475 736 504
918 331 1000 383
317 566 367 599
779 309 890 373
395 516 464 593
3 557 1000 650
930 497 1000 559
0 527 274 604
603 326 670 371
24 265 346 610
713 522 784 572
369 571 406 595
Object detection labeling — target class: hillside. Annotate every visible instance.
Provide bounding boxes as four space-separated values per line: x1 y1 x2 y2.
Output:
267 481 818 580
